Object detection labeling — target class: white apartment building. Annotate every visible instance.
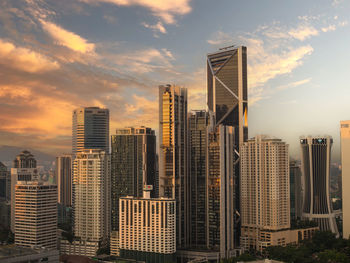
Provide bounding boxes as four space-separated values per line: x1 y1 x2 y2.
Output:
71 149 110 256
15 181 57 249
240 136 290 250
118 186 176 260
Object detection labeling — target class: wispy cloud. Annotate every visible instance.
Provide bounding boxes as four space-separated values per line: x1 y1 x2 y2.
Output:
40 20 95 54
0 38 59 73
277 78 312 91
207 31 233 46
142 21 167 36
80 0 192 24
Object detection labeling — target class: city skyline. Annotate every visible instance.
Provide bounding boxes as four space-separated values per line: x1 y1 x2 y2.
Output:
0 0 349 162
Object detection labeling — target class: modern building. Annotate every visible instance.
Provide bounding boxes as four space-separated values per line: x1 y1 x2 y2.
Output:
72 149 110 256
159 84 188 248
10 150 38 232
290 160 302 220
240 136 290 251
56 154 72 207
0 162 10 201
14 181 57 249
341 121 350 239
300 136 339 236
206 125 235 258
119 186 176 263
111 126 157 231
207 46 248 245
72 107 109 154
188 110 208 249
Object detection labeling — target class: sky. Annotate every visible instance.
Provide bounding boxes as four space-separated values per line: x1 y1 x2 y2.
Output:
0 0 349 162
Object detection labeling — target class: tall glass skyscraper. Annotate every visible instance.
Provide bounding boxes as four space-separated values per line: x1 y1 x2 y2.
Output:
341 120 350 239
188 110 208 248
207 46 248 247
110 127 157 231
300 136 339 236
159 84 188 249
72 107 109 154
290 160 302 220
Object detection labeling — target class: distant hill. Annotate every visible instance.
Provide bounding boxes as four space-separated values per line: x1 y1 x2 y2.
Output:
0 145 56 169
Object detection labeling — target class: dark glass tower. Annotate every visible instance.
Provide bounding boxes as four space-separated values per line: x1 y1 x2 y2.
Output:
188 110 208 248
207 46 248 246
290 160 302 220
300 136 339 236
111 127 157 231
72 107 109 154
159 84 188 248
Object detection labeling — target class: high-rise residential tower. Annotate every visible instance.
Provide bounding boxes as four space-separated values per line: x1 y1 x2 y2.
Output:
72 149 110 256
111 126 157 231
159 84 188 248
15 181 57 249
207 46 248 245
0 162 10 201
290 160 302 220
300 136 339 236
341 121 350 239
72 107 109 154
56 154 72 207
240 136 290 251
10 150 38 232
188 110 208 248
118 186 176 263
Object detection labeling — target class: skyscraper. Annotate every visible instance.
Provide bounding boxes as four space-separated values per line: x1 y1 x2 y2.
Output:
72 149 110 256
11 150 38 232
207 46 248 244
159 84 188 248
340 121 350 239
188 110 208 248
240 136 290 251
290 160 302 220
56 154 72 207
206 125 235 258
72 107 109 154
0 162 10 201
111 126 157 231
15 181 57 249
300 136 339 236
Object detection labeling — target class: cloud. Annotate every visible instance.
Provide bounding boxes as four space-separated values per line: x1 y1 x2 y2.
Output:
321 25 336 32
288 24 319 41
277 78 312 91
207 31 233 46
103 14 117 24
40 20 95 54
142 21 167 36
80 0 192 24
0 39 59 73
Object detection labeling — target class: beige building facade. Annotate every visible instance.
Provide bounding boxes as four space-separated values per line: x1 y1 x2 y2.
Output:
341 121 350 239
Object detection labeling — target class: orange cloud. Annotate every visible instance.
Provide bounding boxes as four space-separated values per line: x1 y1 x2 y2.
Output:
81 0 192 24
40 20 95 54
0 39 60 73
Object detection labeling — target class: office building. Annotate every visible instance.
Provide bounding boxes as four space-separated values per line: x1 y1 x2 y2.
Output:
290 161 302 220
341 121 350 239
0 162 10 201
206 125 235 258
159 84 188 248
240 136 290 251
10 150 38 232
14 181 57 249
188 110 208 248
119 186 176 263
207 46 248 244
300 136 339 236
111 126 157 231
72 149 110 256
72 107 109 154
56 154 72 207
